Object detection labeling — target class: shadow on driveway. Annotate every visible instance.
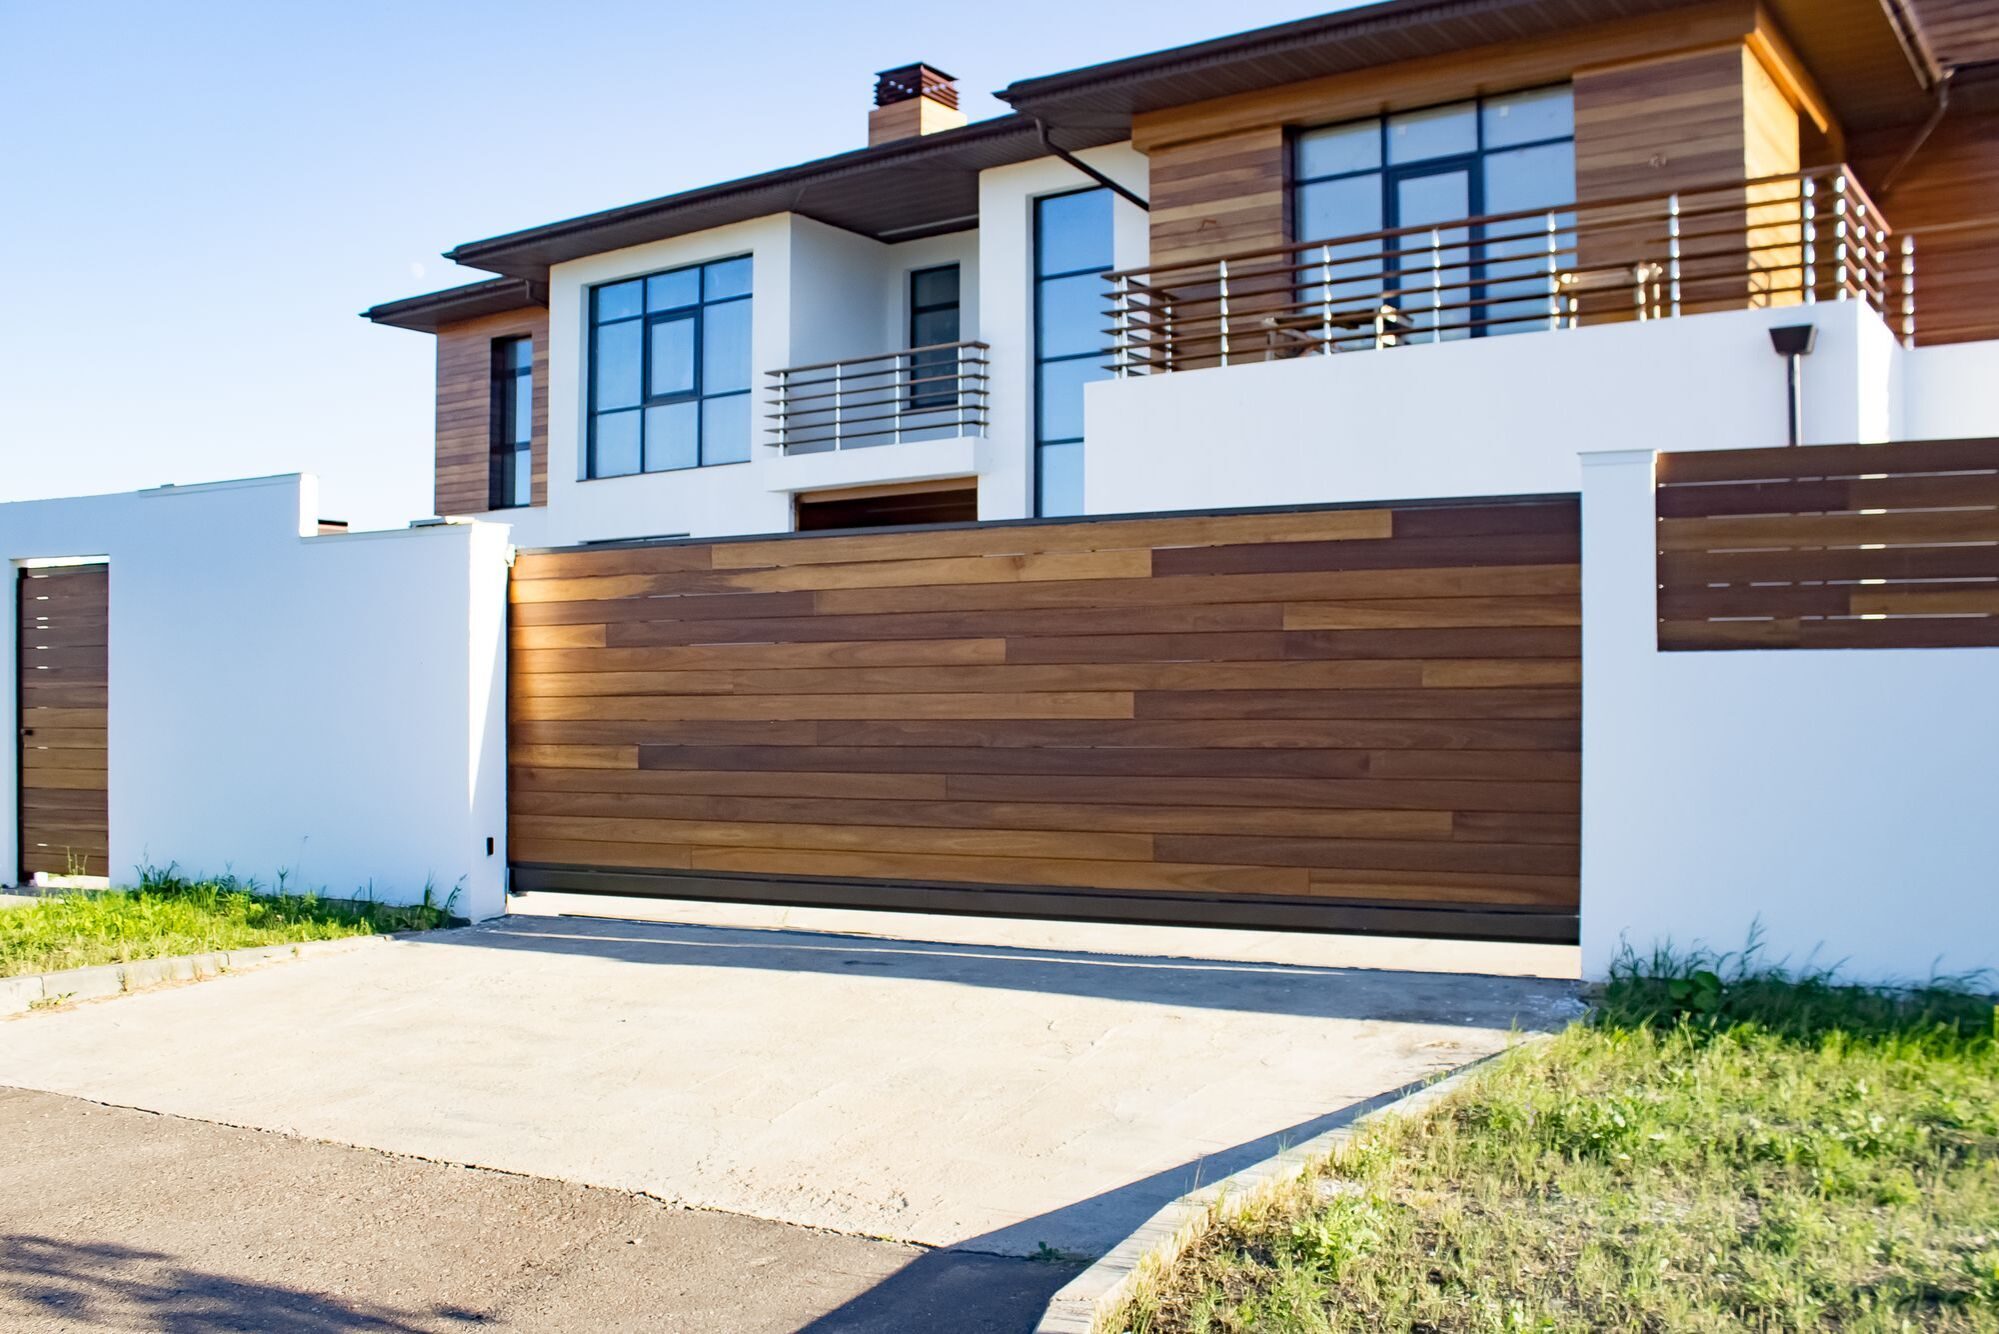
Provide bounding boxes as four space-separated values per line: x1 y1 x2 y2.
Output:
799 1073 1440 1331
0 1234 491 1332
426 916 1579 1029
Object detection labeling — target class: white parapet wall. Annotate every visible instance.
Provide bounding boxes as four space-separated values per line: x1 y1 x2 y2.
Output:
0 475 512 920
1083 302 1952 516
1578 449 1999 986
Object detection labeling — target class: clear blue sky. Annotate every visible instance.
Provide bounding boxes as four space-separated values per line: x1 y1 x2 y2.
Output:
1 1 1350 529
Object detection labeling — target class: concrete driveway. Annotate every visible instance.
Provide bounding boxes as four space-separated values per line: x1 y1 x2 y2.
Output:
0 909 1577 1291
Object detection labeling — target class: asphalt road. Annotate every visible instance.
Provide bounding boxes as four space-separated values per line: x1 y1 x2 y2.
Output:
0 1086 1077 1332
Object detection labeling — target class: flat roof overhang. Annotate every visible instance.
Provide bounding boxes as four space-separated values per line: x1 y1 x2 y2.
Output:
998 0 1942 134
362 277 546 332
439 114 1124 284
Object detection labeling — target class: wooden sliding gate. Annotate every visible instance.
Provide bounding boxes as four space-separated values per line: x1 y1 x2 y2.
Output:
16 564 109 880
507 499 1581 941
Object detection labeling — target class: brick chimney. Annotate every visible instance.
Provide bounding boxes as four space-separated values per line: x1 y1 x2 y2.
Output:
870 63 965 146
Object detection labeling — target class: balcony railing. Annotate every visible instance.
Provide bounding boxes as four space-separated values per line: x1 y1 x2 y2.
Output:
1106 165 1907 374
766 341 990 454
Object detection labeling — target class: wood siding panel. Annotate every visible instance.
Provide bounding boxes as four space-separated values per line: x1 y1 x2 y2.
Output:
1655 438 1999 650
1853 107 1999 346
1148 126 1289 270
16 565 109 878
434 306 550 517
508 501 1583 929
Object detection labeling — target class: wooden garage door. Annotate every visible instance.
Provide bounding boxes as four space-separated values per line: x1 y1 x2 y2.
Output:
508 499 1580 941
17 564 109 880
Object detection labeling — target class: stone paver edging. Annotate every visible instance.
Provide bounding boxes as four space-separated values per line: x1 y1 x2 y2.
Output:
0 934 404 1017
1037 1036 1553 1334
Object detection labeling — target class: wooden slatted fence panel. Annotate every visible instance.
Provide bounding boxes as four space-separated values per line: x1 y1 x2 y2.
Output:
17 564 109 878
1656 439 1999 650
509 500 1581 935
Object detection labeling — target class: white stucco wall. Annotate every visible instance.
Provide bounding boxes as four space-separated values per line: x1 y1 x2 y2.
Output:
0 475 512 920
1085 301 1907 515
975 145 1150 521
1578 449 1999 985
1900 337 1999 439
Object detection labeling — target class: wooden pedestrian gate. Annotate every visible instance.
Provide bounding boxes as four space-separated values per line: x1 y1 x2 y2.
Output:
506 499 1581 942
16 564 110 880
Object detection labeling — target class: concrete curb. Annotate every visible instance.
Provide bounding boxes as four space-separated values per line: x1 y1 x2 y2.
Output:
1035 1036 1552 1334
1 934 402 1017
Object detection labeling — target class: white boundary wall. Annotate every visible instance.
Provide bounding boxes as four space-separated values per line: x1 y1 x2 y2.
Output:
0 475 512 920
1579 449 1999 985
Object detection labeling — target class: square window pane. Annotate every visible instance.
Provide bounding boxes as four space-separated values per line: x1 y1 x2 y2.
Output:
512 445 532 507
912 265 959 308
704 256 753 301
1035 189 1113 276
1037 355 1110 445
1482 85 1573 148
649 316 696 398
1036 441 1083 518
1387 101 1475 163
1483 140 1575 214
1296 174 1383 245
592 409 641 477
593 320 642 410
702 299 751 395
1296 121 1381 180
912 307 959 347
701 394 751 465
511 375 532 447
1037 272 1107 360
646 268 699 312
596 280 643 322
643 400 699 472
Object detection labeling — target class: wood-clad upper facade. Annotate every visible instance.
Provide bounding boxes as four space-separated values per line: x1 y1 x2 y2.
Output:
1129 0 1994 344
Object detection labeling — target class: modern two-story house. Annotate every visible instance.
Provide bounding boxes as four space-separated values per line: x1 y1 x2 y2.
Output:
367 0 1997 545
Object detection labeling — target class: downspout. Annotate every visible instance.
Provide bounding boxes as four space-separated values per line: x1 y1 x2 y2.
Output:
1879 68 1951 196
1033 118 1149 211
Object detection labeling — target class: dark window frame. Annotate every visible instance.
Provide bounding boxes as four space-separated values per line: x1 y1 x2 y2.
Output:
585 255 753 479
1032 188 1113 519
487 336 532 510
1291 86 1575 340
907 263 962 411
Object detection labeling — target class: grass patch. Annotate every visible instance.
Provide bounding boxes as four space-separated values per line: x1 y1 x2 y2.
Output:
0 866 457 978
1114 949 1999 1333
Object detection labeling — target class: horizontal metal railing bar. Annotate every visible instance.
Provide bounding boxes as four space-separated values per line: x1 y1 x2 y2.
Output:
767 418 990 447
766 340 990 377
772 361 991 393
1113 232 1886 308
1108 270 1872 342
769 376 989 411
766 401 988 431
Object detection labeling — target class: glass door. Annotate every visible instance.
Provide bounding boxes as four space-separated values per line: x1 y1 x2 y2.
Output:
1389 164 1474 343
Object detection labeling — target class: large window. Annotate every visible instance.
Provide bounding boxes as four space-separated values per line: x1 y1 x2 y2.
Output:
488 337 532 509
1293 86 1574 340
587 255 752 478
1033 189 1113 517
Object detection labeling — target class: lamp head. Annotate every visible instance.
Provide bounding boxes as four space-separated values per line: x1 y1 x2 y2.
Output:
1769 324 1818 357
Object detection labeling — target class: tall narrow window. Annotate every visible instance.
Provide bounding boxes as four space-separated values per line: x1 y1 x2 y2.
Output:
1293 86 1574 341
1033 189 1112 517
908 264 960 410
488 336 532 509
587 255 753 478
